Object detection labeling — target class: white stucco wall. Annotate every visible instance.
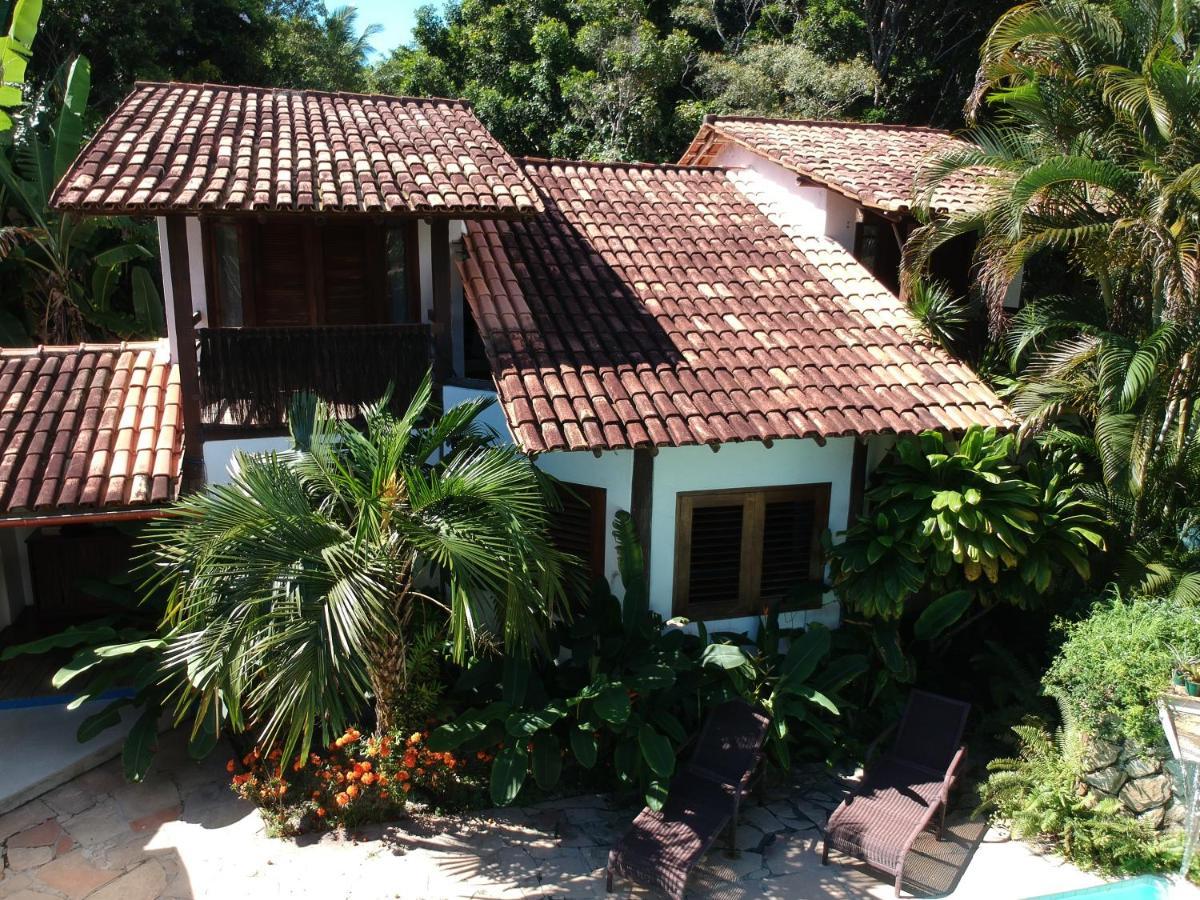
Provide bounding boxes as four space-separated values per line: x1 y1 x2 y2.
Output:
202 436 292 485
708 144 859 252
442 386 852 637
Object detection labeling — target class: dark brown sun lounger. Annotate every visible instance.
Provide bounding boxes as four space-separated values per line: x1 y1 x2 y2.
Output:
606 698 770 900
823 689 970 897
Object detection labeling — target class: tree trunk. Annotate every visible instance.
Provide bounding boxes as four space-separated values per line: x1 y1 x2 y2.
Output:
369 572 414 735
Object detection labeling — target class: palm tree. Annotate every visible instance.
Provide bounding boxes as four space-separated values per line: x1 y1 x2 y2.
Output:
904 0 1200 589
144 375 573 759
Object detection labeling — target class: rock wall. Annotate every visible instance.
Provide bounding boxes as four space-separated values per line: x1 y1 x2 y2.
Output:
1080 735 1186 830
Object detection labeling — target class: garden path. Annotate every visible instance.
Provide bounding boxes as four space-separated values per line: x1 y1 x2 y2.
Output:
0 731 1188 899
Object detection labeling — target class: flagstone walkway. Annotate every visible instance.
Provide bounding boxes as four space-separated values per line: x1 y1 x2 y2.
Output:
0 731 1188 899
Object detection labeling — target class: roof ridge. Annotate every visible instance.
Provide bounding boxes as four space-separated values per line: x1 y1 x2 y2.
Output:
0 339 168 358
131 80 475 109
518 155 733 173
705 114 952 135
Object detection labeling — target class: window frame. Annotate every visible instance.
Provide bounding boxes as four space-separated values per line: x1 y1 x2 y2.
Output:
672 483 831 620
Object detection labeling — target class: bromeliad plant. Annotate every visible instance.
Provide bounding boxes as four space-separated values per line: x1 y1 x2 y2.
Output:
830 426 1105 641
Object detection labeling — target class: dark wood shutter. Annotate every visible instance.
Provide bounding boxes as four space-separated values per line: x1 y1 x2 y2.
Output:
321 222 383 325
674 484 831 618
548 482 606 580
254 222 311 326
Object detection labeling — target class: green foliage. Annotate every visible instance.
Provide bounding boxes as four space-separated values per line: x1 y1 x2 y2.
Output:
143 374 572 767
0 566 175 782
430 513 858 809
1044 592 1200 748
0 56 166 343
908 0 1200 596
904 278 970 352
0 0 42 130
980 717 1181 875
830 427 1105 626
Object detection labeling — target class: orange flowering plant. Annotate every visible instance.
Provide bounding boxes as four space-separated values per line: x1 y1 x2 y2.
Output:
228 725 490 833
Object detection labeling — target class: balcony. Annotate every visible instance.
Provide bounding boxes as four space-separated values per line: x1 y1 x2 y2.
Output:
197 323 433 430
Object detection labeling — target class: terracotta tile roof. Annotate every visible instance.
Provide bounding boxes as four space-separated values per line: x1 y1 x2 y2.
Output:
679 116 989 215
0 341 182 518
460 158 1010 454
51 82 542 217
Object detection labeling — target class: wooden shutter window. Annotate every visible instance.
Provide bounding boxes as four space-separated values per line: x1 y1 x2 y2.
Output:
548 482 606 580
673 484 831 619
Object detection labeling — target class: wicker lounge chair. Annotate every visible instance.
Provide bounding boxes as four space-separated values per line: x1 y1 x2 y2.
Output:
605 698 770 900
822 689 971 897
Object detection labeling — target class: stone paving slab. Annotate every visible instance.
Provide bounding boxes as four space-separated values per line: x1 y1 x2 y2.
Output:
2 732 1196 899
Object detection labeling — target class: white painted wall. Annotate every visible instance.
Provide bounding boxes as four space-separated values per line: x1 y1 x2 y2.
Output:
442 386 853 637
202 436 292 485
710 144 858 252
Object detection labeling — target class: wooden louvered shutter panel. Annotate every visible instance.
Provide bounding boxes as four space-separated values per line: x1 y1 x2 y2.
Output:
322 222 383 325
253 222 311 326
674 494 746 617
759 490 827 609
548 482 605 580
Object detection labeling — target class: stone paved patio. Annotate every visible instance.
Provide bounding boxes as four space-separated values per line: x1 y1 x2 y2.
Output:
0 731 1195 899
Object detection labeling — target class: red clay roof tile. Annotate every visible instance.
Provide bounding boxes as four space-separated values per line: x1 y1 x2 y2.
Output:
461 159 1010 454
679 116 990 215
52 82 542 217
0 341 182 518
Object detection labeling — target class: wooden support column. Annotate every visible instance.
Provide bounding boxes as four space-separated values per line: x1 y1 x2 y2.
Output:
630 448 655 577
164 215 206 490
430 218 453 385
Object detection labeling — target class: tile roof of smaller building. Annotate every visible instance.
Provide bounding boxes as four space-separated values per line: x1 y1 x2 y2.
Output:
0 341 182 519
679 116 988 215
51 82 542 217
461 158 1010 455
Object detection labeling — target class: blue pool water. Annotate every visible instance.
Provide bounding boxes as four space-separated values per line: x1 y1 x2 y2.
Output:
1027 876 1172 899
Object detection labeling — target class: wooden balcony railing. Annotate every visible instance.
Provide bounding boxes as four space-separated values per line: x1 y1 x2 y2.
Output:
198 323 433 429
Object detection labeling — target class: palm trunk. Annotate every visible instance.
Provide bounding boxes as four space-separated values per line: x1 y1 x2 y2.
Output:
368 560 415 735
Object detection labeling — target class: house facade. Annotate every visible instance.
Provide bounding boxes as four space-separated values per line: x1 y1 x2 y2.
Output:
41 82 1011 639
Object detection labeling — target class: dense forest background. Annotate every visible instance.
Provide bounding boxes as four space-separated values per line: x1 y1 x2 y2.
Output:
35 0 1015 162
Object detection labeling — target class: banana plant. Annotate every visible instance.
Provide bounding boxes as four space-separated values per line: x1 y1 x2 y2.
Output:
0 55 165 343
0 0 42 131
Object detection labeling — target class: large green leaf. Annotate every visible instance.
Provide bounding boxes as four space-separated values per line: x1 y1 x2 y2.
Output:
530 732 562 789
76 700 128 743
779 624 830 687
593 683 631 724
701 643 748 670
123 705 160 782
644 778 669 812
489 745 528 806
53 55 91 182
94 244 152 267
569 726 598 769
131 267 165 336
637 724 675 778
913 590 974 641
0 623 117 660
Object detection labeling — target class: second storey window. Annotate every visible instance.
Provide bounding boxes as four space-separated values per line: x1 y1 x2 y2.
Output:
204 219 421 327
673 484 830 619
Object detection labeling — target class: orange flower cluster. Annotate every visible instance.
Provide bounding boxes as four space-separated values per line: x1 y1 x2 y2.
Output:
227 725 479 832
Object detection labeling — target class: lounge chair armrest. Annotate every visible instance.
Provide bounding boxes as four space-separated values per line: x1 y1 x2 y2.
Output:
940 745 967 805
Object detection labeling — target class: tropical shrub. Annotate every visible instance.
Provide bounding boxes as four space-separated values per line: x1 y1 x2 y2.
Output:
1044 592 1200 749
830 426 1104 637
145 376 573 763
981 717 1182 875
429 512 857 810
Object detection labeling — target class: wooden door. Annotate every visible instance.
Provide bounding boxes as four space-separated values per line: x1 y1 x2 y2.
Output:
254 222 312 326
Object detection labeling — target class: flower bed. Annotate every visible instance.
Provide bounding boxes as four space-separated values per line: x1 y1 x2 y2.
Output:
228 727 494 834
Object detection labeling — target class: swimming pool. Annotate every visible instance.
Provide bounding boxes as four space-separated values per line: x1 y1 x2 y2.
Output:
1027 876 1173 899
